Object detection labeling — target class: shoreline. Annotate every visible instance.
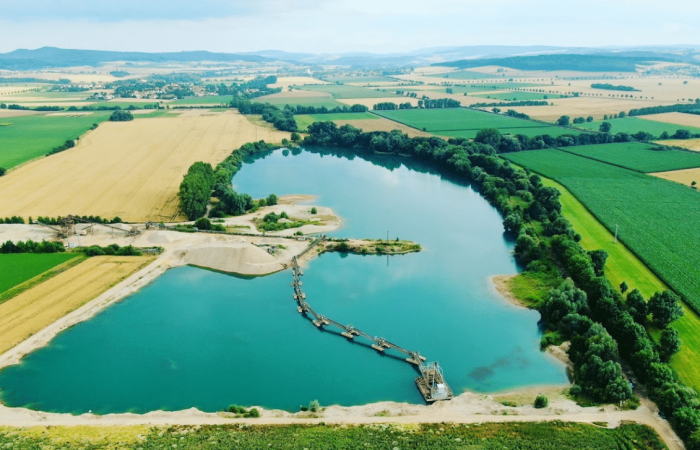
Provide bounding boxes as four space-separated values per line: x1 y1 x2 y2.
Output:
490 274 527 308
0 385 684 450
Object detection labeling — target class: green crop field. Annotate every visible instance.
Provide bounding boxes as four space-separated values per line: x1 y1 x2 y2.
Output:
0 112 111 169
0 422 667 450
573 117 700 137
325 76 398 83
372 108 570 139
558 142 700 172
0 253 78 296
10 90 91 100
171 95 233 105
374 108 543 131
442 126 581 140
543 176 700 390
473 91 554 101
295 112 377 130
298 84 398 99
503 148 700 316
252 95 347 109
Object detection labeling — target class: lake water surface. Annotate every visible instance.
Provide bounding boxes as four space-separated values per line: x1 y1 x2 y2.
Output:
0 148 568 414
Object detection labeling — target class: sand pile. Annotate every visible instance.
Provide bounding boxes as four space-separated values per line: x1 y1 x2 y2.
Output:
179 244 283 275
148 231 173 244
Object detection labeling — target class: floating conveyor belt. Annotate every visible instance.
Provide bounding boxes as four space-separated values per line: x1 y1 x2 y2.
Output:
290 254 453 402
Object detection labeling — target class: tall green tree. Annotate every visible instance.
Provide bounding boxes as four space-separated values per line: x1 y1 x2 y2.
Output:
648 290 684 328
659 327 682 362
626 289 647 324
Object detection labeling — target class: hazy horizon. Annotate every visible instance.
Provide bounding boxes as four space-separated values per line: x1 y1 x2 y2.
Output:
1 0 699 55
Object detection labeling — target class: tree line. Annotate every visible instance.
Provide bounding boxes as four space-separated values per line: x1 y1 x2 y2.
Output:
0 239 65 254
230 97 297 132
629 101 700 117
372 98 461 110
591 83 640 92
301 121 700 447
178 141 280 221
470 100 548 108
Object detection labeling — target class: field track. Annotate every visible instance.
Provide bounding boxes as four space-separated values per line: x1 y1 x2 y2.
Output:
0 110 290 222
0 256 151 355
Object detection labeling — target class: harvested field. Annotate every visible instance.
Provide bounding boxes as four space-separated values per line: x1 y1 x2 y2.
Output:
0 109 39 118
294 112 377 131
656 138 700 151
0 110 290 222
0 256 151 355
510 97 673 122
270 76 329 90
334 117 432 138
44 111 94 117
473 91 551 101
641 112 700 128
651 167 700 186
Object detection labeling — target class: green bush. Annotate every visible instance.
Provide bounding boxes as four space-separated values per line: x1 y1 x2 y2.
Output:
310 207 317 214
194 217 212 230
109 110 133 121
534 395 549 408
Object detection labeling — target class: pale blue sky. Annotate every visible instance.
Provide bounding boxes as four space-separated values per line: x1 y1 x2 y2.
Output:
0 0 698 53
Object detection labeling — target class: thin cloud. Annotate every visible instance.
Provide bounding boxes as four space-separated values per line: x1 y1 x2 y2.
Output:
0 0 698 53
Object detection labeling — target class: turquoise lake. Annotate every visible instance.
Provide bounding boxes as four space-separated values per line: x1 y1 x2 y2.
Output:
0 148 568 414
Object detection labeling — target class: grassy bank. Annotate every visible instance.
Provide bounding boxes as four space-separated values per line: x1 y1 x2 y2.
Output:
0 422 667 449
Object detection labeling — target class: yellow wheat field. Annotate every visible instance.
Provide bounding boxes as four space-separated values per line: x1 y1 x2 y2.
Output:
651 168 700 186
0 110 290 222
0 256 152 355
334 117 432 138
641 112 700 128
654 139 700 152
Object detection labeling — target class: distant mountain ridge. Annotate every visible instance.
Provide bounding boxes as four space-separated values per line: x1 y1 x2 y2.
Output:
432 53 683 72
0 47 271 70
0 45 697 70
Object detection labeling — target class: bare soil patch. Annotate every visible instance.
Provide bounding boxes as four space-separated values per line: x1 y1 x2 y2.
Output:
0 110 290 222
